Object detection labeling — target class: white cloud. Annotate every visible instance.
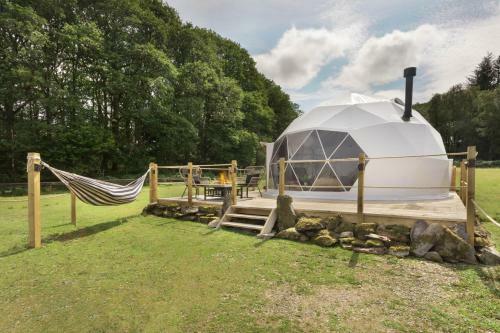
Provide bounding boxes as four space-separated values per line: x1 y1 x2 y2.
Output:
328 25 446 91
253 25 363 89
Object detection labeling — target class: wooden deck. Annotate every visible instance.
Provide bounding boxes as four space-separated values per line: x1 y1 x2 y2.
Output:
158 192 466 227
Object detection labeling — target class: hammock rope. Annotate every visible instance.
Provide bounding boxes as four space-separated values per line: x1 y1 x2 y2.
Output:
41 162 150 206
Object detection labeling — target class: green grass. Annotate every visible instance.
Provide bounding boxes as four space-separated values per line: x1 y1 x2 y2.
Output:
0 174 499 332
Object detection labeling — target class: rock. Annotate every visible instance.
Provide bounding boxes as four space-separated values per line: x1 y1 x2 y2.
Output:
377 224 411 243
324 215 343 231
432 225 477 264
354 223 377 239
449 223 467 241
411 223 444 257
366 239 385 248
474 236 491 248
295 217 325 232
365 233 391 244
312 230 337 247
424 251 443 263
198 205 219 216
339 231 354 238
199 216 216 224
388 245 410 257
339 237 355 245
353 247 387 255
276 195 297 231
351 239 366 247
410 220 429 242
476 247 500 265
143 203 166 216
181 206 199 214
276 228 309 242
329 216 355 234
341 244 353 250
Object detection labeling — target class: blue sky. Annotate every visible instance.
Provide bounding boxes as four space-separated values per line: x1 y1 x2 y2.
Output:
167 0 500 111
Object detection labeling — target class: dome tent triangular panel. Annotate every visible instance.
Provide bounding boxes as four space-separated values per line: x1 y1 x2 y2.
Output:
265 98 451 201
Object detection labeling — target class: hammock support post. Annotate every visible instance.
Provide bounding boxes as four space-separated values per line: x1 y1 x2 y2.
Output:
466 146 476 246
71 192 76 225
149 162 158 204
27 152 42 248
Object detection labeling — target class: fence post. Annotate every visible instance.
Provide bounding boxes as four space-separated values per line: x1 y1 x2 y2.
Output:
450 165 457 192
231 160 237 205
187 162 193 206
149 162 158 204
460 159 466 204
466 146 476 246
279 158 285 196
357 153 365 224
71 192 76 226
27 152 41 248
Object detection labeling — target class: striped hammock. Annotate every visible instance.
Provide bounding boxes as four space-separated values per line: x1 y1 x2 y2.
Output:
41 162 150 206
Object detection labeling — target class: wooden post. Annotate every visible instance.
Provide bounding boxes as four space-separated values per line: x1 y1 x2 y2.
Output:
450 165 457 192
465 146 476 246
278 158 285 196
460 159 466 204
149 162 158 204
357 153 365 224
231 160 237 205
27 152 41 248
71 192 76 226
187 162 193 206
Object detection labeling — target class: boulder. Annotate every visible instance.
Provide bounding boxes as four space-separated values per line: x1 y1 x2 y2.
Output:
276 195 297 231
181 206 199 214
353 247 387 255
377 224 411 243
198 205 219 215
411 223 444 257
388 245 410 257
329 216 355 234
351 239 366 247
474 236 491 248
207 218 220 228
366 239 385 248
143 203 166 216
312 230 337 247
295 217 325 232
199 216 216 224
339 231 354 238
476 247 500 265
339 237 355 245
449 223 467 241
410 220 429 242
276 228 309 242
424 251 443 263
355 223 377 239
432 225 477 264
365 233 391 244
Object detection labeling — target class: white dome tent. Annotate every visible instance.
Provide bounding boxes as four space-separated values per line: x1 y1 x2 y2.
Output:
265 94 452 201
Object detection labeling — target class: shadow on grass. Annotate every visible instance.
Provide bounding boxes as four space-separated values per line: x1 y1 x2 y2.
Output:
0 215 137 258
473 265 500 297
348 252 359 268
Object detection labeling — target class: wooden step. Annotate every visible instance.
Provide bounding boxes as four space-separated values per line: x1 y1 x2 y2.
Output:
220 221 264 231
226 213 268 221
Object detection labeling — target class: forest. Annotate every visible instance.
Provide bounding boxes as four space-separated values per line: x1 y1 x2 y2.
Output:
0 0 299 182
415 52 500 161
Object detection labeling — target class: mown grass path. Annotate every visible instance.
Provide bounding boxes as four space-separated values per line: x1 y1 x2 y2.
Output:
0 176 499 332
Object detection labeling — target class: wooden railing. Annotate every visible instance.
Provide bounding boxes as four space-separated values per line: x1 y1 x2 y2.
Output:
275 146 477 246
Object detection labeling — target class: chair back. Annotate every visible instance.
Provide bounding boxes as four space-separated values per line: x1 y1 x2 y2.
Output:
247 176 260 187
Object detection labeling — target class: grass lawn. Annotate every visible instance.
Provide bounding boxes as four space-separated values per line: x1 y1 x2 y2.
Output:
0 172 499 332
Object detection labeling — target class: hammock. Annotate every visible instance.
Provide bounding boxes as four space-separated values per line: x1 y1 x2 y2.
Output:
41 162 150 206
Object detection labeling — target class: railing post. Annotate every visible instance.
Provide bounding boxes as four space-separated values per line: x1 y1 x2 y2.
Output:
466 146 476 246
279 158 285 196
450 165 457 192
460 159 467 204
149 162 158 204
357 153 365 224
187 162 193 206
27 152 41 248
231 160 237 205
71 192 76 226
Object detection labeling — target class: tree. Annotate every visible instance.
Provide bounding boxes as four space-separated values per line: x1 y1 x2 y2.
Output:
468 52 496 90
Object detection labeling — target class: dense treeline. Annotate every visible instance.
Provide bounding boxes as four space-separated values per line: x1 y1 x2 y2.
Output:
415 53 500 160
0 0 299 181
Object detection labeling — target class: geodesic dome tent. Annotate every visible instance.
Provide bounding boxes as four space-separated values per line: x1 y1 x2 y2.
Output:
265 98 452 201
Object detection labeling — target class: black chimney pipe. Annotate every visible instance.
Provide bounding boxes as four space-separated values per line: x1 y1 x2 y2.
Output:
402 67 416 121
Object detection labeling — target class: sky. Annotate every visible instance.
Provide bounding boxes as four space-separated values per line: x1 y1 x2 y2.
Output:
167 0 500 111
